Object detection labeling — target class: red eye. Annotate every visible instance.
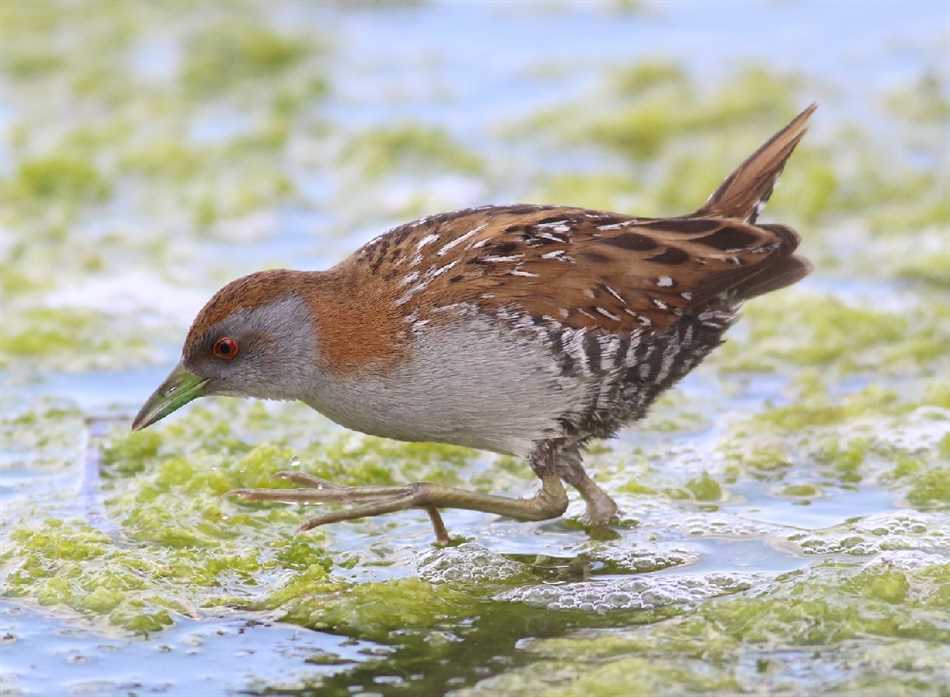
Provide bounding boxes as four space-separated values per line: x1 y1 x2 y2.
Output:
212 337 239 361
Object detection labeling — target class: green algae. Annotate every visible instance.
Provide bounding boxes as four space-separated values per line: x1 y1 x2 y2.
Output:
887 72 950 125
714 371 950 508
0 402 491 636
581 66 799 162
6 153 110 203
120 141 210 181
719 294 907 373
619 479 657 496
898 250 950 289
520 60 945 233
2 520 181 634
907 469 950 508
781 483 820 498
816 438 870 484
340 124 484 179
2 50 65 79
843 163 950 234
610 59 688 96
277 578 477 642
763 145 840 223
724 441 792 479
534 172 640 212
180 22 316 95
745 384 932 433
852 567 911 604
923 380 950 410
462 560 950 696
102 430 162 476
0 307 151 371
715 289 950 382
684 471 722 501
0 404 84 473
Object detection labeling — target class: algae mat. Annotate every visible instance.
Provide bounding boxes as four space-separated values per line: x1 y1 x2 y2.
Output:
0 2 948 696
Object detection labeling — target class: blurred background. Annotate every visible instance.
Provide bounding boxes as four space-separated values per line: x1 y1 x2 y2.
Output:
0 1 948 696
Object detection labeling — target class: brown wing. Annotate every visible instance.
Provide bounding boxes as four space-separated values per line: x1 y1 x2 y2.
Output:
347 205 804 334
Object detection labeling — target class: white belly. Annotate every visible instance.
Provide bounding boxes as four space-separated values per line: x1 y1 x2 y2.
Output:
303 317 588 457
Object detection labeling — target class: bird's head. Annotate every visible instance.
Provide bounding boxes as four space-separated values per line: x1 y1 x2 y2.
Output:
132 270 321 431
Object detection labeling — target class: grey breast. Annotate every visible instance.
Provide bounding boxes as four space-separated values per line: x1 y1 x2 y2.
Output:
303 315 590 457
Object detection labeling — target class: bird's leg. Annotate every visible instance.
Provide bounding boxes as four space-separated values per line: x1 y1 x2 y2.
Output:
229 471 568 544
563 468 619 527
547 442 619 527
424 506 450 546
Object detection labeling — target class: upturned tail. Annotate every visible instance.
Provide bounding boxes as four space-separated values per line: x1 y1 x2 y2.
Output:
695 103 817 224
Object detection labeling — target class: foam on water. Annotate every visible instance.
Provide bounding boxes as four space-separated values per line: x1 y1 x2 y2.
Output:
496 572 759 612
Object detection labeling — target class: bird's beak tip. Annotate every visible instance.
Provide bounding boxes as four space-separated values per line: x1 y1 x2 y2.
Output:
131 364 208 433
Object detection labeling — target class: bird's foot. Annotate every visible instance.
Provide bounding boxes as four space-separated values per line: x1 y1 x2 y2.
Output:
580 491 619 528
563 471 620 529
229 471 568 545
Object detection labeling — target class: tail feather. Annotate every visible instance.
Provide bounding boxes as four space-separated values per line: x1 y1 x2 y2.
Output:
695 103 816 223
734 254 813 300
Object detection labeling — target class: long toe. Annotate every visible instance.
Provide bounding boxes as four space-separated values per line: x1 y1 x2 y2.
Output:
297 493 417 531
582 493 620 527
228 485 413 503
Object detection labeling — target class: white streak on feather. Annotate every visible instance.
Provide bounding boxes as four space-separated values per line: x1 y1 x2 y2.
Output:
415 233 439 250
625 330 643 364
438 223 487 256
603 284 626 304
426 258 460 279
563 328 590 376
598 334 620 368
655 339 681 384
481 254 524 263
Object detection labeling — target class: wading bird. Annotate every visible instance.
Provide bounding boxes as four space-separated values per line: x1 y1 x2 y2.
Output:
133 105 816 544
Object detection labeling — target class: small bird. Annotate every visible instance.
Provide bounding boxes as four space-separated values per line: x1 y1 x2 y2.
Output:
132 105 815 544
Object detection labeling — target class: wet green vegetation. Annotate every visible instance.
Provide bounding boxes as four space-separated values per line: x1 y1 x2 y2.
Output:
0 1 948 695
341 125 484 179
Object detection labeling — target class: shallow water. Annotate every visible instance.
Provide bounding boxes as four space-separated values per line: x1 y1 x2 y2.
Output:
0 1 948 696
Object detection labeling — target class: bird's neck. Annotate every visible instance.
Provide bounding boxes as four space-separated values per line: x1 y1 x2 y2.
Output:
306 264 409 377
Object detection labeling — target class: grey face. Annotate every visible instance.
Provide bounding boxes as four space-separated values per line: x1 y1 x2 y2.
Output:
185 295 320 402
132 295 321 431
